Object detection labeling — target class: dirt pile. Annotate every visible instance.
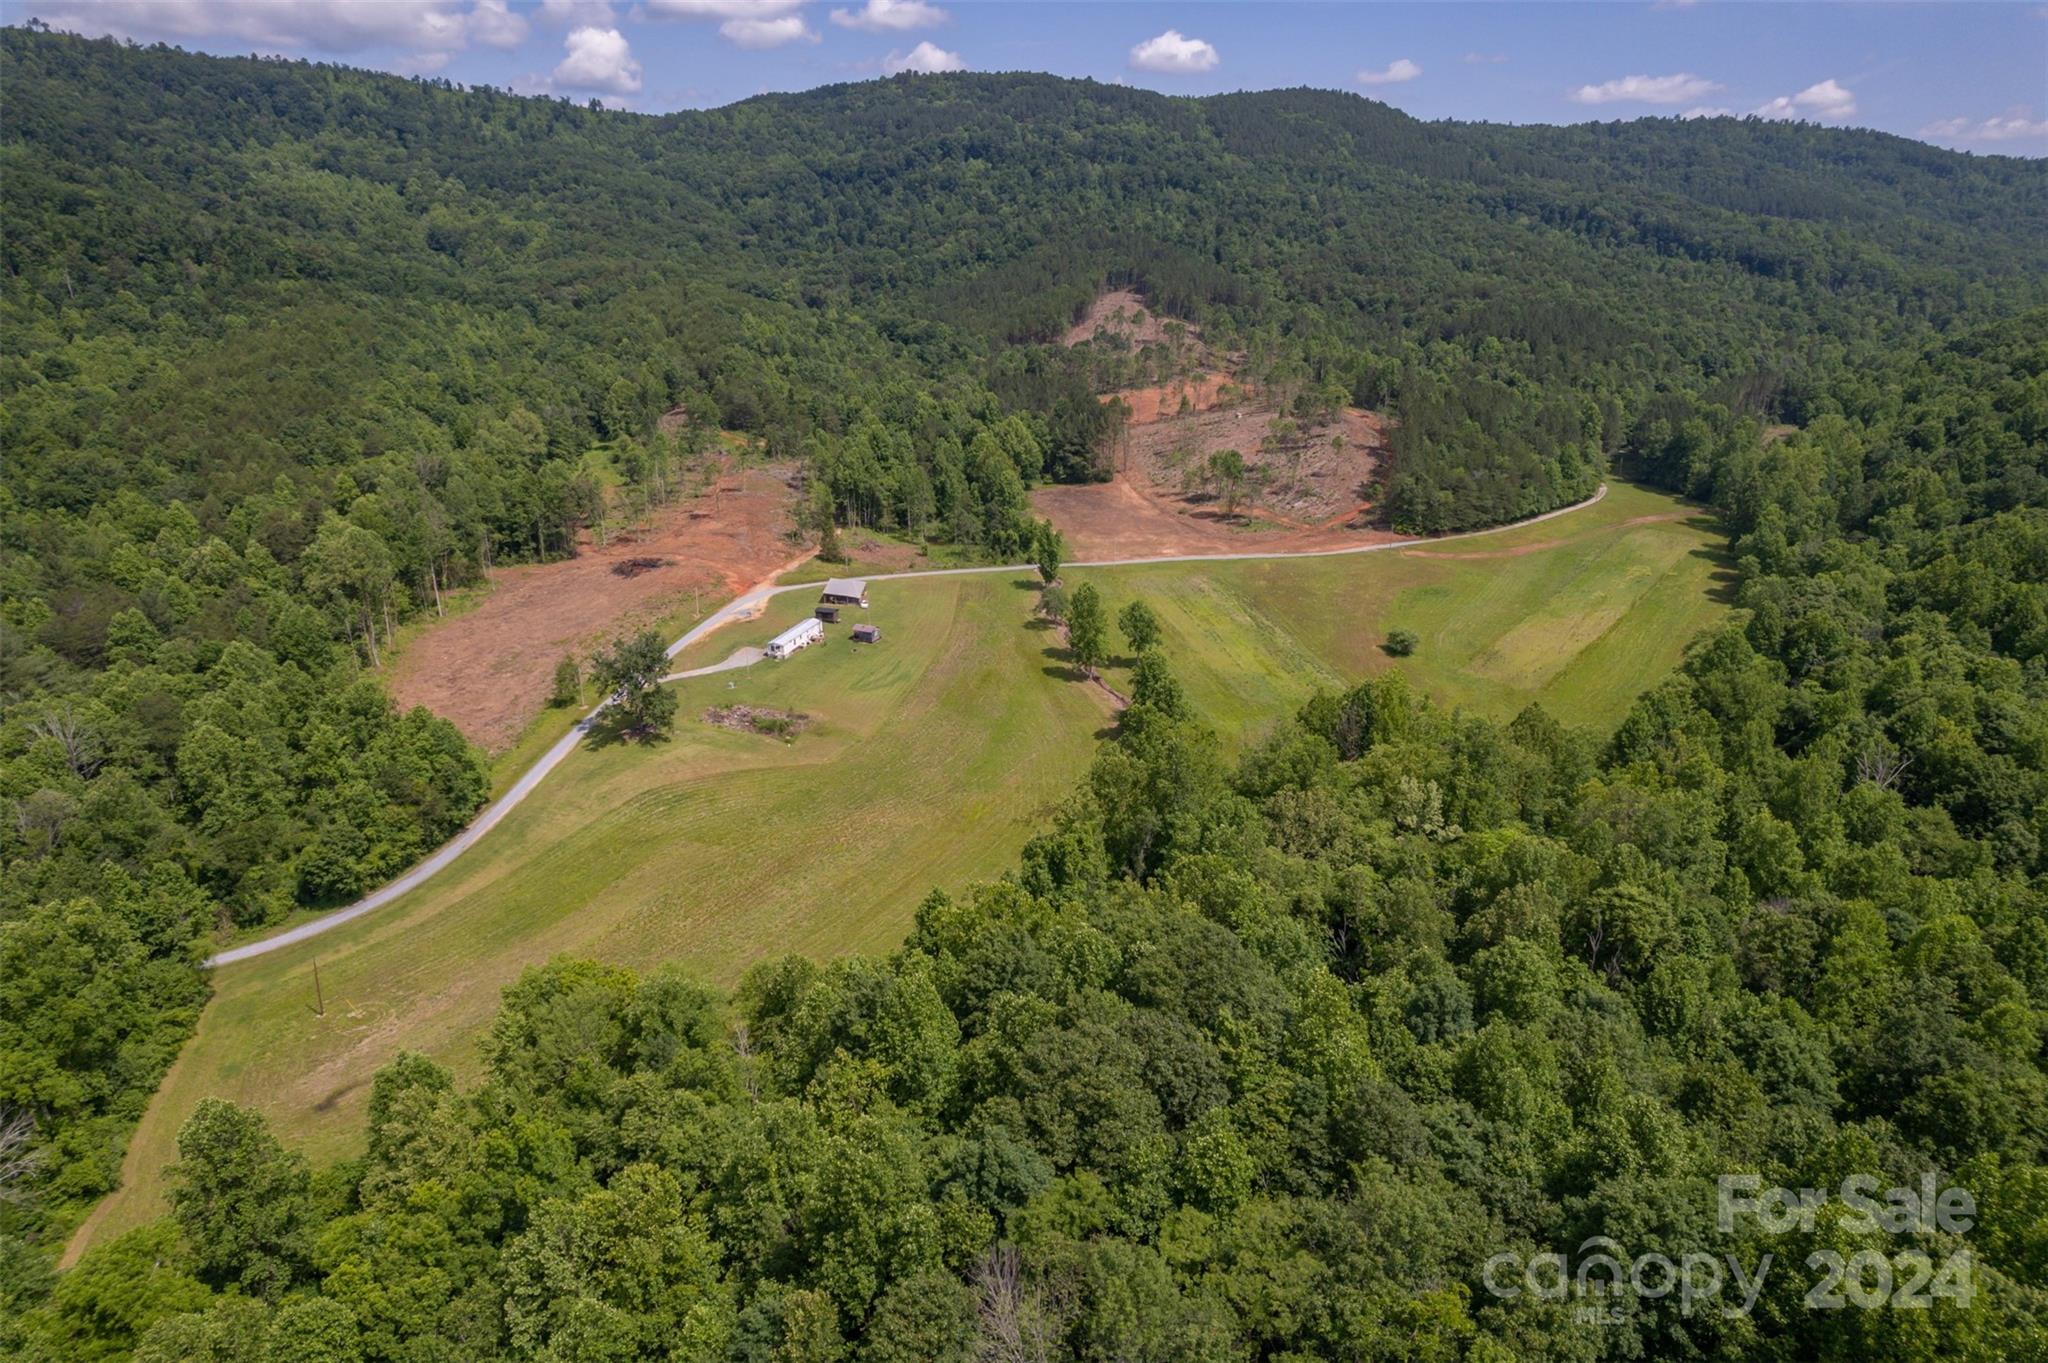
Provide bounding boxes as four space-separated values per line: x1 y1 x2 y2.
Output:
705 705 810 740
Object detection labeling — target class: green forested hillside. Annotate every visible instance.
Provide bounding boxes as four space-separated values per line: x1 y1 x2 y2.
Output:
3 27 2047 1361
16 315 2048 1362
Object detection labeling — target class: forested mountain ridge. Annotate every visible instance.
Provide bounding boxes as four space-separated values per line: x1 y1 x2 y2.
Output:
2 27 2046 1360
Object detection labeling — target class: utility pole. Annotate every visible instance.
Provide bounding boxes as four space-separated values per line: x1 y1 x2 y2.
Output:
312 959 325 1017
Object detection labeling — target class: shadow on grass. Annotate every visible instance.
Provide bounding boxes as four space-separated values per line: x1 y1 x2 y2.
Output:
581 709 675 750
1686 530 1741 607
312 1077 368 1114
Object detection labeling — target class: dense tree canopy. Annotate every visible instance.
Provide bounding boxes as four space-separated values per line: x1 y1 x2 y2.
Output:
11 308 2046 1362
2 27 2046 1360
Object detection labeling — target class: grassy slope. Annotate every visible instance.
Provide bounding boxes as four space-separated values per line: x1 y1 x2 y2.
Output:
77 484 1729 1249
1084 483 1733 736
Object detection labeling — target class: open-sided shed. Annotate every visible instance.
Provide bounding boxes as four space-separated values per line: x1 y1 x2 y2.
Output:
820 578 869 608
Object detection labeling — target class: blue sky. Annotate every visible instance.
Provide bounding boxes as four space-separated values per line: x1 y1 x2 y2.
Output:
19 1 2048 153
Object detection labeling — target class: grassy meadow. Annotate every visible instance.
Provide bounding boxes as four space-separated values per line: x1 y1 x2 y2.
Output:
1081 482 1734 738
75 483 1730 1252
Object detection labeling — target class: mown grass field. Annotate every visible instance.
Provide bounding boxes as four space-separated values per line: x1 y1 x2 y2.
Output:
1080 482 1734 737
77 483 1729 1251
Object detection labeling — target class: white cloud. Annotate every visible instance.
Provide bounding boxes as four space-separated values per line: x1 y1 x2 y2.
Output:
1129 29 1218 75
1754 78 1856 121
1356 58 1421 87
553 25 641 94
831 0 947 32
884 40 965 74
35 0 510 56
643 0 818 48
1462 52 1508 65
1568 72 1723 105
1653 0 1699 9
1920 108 2048 144
721 15 817 47
467 0 528 48
1682 106 1736 119
37 0 546 75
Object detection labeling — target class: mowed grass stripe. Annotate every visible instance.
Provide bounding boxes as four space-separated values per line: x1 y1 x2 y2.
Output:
77 484 1728 1251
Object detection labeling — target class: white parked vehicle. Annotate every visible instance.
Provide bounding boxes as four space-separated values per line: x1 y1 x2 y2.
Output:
765 617 824 659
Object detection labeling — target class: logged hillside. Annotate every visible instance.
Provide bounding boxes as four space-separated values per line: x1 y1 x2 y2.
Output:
3 28 2047 1361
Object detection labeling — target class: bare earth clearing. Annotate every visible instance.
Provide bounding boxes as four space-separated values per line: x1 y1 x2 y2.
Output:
1061 286 1194 349
1044 289 1394 558
1034 474 1409 560
387 465 800 752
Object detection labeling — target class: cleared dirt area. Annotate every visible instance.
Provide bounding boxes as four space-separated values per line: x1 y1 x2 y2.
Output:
1045 287 1393 558
1063 287 1197 349
1035 472 1408 560
834 533 925 572
387 465 802 753
1109 370 1238 425
1111 401 1387 522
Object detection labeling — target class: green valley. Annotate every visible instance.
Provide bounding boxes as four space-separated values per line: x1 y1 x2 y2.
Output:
77 482 1727 1247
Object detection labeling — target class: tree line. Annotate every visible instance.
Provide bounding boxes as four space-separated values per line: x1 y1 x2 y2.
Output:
10 306 2045 1361
4 28 2047 1355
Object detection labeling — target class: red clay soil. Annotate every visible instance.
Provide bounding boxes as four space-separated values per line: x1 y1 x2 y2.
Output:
1034 473 1409 561
1109 371 1238 426
1046 380 1395 559
1048 288 1398 559
387 466 803 753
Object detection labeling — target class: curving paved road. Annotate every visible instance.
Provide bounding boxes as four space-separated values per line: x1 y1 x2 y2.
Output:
203 483 1606 967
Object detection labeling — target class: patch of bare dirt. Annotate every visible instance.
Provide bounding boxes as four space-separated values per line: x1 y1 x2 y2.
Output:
1109 371 1239 426
1034 472 1409 561
1124 403 1387 523
1042 386 1394 557
1063 288 1199 350
837 534 925 572
387 464 805 753
1042 288 1400 558
705 705 810 739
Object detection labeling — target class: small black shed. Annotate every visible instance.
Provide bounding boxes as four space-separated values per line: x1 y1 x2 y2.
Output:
815 604 841 623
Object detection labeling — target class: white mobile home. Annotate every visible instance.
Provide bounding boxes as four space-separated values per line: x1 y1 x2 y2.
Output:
765 617 824 659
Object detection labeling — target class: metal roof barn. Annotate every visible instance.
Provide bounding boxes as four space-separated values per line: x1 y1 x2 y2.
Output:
819 578 869 606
